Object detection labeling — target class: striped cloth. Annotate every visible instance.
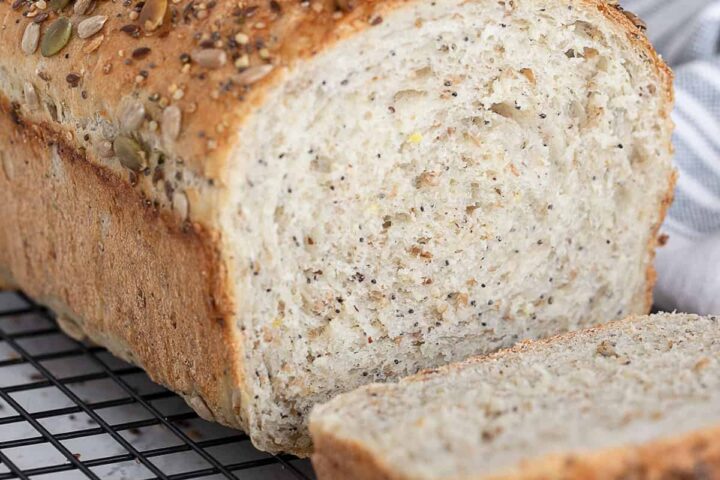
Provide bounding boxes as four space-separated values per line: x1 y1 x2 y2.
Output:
622 0 720 315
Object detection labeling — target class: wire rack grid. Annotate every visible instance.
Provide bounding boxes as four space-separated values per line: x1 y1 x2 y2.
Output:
0 290 315 480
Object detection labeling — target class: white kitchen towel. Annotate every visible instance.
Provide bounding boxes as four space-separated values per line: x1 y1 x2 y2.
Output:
623 0 720 314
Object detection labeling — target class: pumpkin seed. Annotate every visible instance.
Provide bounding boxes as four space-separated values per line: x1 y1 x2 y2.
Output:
162 105 182 142
77 15 106 39
48 0 70 11
113 136 147 172
21 22 40 55
139 0 167 32
41 17 72 57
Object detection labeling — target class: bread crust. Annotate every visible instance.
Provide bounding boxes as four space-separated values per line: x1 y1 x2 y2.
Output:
0 0 395 190
311 424 720 480
0 94 247 433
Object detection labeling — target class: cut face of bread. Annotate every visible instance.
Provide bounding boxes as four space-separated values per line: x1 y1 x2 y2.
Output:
223 0 673 452
310 314 720 479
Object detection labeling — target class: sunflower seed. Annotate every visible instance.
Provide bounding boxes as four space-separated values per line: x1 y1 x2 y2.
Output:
119 98 145 132
162 105 182 142
191 48 227 69
73 0 91 14
21 22 40 55
113 136 147 172
139 0 167 32
77 15 107 39
233 64 273 85
23 82 39 111
41 17 72 57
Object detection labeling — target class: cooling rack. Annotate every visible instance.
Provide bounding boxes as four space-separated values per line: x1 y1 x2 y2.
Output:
0 290 315 480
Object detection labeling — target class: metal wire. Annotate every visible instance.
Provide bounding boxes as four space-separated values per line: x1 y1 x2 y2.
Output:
0 291 314 480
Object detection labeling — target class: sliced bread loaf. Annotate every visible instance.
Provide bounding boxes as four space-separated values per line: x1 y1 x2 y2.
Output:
310 313 720 479
0 0 673 454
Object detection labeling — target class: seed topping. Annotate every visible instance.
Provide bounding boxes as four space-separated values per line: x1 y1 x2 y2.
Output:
233 64 273 85
139 0 168 32
119 98 146 132
77 15 107 39
162 105 182 142
132 47 152 60
113 136 147 172
33 13 50 23
191 48 227 69
23 82 39 111
66 73 81 87
73 0 92 15
21 22 40 55
40 17 72 57
120 24 141 37
48 0 70 12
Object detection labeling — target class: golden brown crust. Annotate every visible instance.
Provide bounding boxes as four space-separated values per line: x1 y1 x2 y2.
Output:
0 274 16 291
0 0 392 182
490 426 720 480
311 430 403 480
0 93 246 431
312 425 720 480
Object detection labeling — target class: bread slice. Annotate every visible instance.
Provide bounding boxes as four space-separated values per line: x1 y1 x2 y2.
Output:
310 313 720 479
0 0 673 454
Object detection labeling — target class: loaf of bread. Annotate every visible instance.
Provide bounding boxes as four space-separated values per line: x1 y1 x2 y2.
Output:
310 313 720 479
0 0 673 454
